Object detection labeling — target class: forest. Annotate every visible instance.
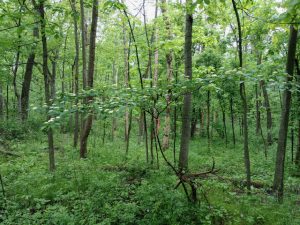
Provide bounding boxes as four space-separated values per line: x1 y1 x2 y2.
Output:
0 0 299 224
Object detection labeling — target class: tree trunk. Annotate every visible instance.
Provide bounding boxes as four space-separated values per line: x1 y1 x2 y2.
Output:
12 11 22 115
123 22 132 154
123 7 149 163
111 63 118 141
260 79 273 145
138 111 144 144
70 0 80 148
296 120 300 167
230 97 236 146
190 107 197 138
20 26 38 121
199 108 205 137
61 31 68 95
255 83 261 135
220 100 228 147
6 84 9 120
179 1 193 170
20 53 35 121
0 84 3 118
80 0 87 89
232 0 251 191
35 0 55 171
50 51 58 100
207 90 211 148
161 0 173 150
295 58 300 168
80 0 99 158
273 25 298 201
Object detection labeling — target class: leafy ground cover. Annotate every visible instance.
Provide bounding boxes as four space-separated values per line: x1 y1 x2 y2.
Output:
0 121 299 225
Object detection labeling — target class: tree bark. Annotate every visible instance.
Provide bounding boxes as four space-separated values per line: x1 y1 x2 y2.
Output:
12 5 23 115
161 0 173 150
80 0 87 89
80 0 99 158
190 107 197 138
34 0 55 171
273 25 298 200
123 7 149 163
295 58 300 168
260 79 273 145
232 0 251 191
207 90 211 148
20 53 35 121
179 0 193 170
0 84 3 118
220 100 228 147
50 51 58 100
123 22 132 154
20 26 38 121
230 97 236 146
70 0 80 148
255 83 261 135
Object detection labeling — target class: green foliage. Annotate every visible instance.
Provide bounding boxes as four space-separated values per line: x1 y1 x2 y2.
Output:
0 120 29 140
1 123 300 224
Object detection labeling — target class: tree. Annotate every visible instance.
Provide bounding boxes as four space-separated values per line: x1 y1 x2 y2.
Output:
179 0 193 170
161 0 173 150
295 57 300 169
273 25 298 200
79 0 99 158
70 0 80 148
20 27 38 121
231 0 251 191
33 0 55 171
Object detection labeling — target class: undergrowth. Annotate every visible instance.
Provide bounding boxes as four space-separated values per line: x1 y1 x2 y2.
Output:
0 120 299 225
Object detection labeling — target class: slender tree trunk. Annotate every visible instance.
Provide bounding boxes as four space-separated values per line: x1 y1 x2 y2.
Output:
153 29 159 89
220 100 228 147
200 108 205 137
6 84 9 120
291 127 294 162
123 7 149 163
296 119 300 167
232 0 251 191
161 0 173 150
255 83 261 135
179 0 193 170
80 0 87 89
230 97 236 146
111 63 118 141
61 31 68 95
80 0 99 158
260 79 273 145
50 51 58 100
207 90 211 148
70 0 80 148
138 111 144 144
295 58 300 168
20 27 38 121
20 53 35 121
190 107 197 138
0 84 3 118
123 22 132 154
12 10 22 115
273 25 298 201
35 0 55 171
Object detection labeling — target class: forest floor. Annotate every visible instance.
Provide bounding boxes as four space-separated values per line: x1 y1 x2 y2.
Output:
0 121 300 225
